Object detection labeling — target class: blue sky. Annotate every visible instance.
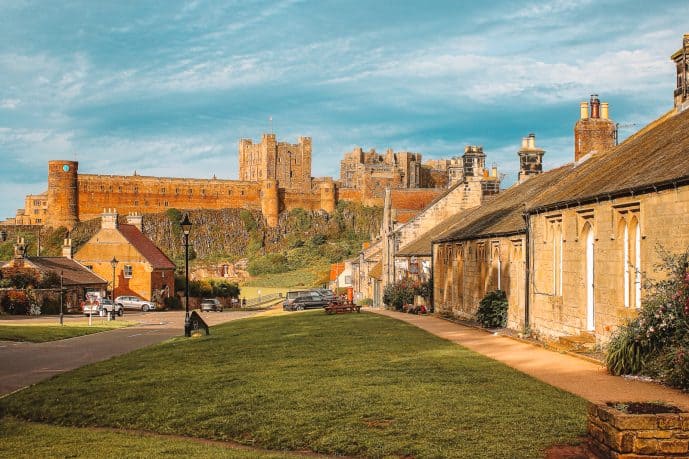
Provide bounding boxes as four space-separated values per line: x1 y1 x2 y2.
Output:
0 0 686 219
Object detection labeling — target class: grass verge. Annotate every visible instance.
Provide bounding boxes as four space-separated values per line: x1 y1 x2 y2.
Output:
0 417 299 458
0 321 132 342
0 312 587 458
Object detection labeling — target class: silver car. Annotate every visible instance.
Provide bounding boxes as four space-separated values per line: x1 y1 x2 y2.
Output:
200 298 223 312
115 295 156 312
84 298 123 316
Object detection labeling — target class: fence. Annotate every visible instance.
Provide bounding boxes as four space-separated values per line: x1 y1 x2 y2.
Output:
243 293 282 308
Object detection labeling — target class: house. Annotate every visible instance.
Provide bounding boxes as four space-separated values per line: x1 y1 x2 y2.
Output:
1 237 108 311
74 210 175 303
424 34 689 344
329 261 352 292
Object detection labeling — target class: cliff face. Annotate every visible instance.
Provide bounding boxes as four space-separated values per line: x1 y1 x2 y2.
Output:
1 203 382 268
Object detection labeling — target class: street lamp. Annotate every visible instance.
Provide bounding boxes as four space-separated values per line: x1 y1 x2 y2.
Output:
110 256 118 321
180 213 192 337
59 270 64 326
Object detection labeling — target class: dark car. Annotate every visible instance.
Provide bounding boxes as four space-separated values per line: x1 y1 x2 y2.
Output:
283 290 309 310
288 292 329 311
313 288 339 303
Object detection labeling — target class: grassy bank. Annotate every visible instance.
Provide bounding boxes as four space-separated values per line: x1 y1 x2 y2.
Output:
0 321 132 342
0 312 587 458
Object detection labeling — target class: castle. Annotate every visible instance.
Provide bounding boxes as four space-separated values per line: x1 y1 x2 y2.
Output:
6 132 466 230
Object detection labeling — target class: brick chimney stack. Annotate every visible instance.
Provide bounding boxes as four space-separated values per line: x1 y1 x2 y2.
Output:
573 95 616 161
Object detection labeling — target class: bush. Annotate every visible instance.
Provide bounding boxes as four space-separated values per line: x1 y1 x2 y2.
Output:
383 281 416 311
476 290 508 328
209 279 240 298
164 296 182 310
38 271 61 289
605 247 689 389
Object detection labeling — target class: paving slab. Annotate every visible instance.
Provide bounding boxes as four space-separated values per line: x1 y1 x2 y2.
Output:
370 309 689 411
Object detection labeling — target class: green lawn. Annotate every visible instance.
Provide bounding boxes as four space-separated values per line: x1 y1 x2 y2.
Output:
0 321 132 342
242 266 327 288
0 418 297 458
0 312 587 458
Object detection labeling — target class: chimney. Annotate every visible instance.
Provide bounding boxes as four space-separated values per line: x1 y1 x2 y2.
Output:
126 213 143 232
521 137 528 149
62 238 73 259
101 208 119 230
580 102 589 119
13 237 26 268
600 102 609 120
491 166 498 177
671 33 689 111
518 134 545 184
590 94 600 118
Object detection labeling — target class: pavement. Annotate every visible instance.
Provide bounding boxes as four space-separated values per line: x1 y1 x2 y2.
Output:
369 308 689 411
0 310 261 396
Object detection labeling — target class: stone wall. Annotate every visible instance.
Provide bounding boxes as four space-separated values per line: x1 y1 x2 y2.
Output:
588 403 689 458
433 236 525 329
530 185 689 343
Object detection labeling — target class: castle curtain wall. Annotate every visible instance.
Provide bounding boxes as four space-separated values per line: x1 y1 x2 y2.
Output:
76 175 262 221
529 184 689 343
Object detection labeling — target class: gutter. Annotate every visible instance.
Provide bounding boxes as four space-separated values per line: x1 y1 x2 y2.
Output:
528 174 689 215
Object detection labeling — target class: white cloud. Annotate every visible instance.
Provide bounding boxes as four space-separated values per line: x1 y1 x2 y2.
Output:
0 99 20 109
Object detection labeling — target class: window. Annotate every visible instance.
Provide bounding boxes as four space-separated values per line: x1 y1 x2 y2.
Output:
133 186 138 193
547 215 563 296
123 265 133 278
161 187 166 194
616 204 641 308
118 186 122 193
164 201 169 207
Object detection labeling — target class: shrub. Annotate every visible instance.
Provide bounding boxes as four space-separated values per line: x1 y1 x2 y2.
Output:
38 271 61 289
239 210 258 232
605 247 689 389
164 296 182 310
209 279 240 298
383 281 416 311
476 290 508 328
311 234 327 246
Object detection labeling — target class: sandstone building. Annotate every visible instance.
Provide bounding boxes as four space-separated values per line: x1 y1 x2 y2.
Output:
378 34 689 345
74 211 176 303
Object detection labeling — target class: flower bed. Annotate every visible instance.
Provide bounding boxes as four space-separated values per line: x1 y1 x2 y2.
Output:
588 402 689 457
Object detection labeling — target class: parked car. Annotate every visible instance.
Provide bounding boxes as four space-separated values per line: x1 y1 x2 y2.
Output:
287 291 329 311
83 298 123 316
200 298 223 312
115 295 156 312
313 288 339 303
283 290 309 310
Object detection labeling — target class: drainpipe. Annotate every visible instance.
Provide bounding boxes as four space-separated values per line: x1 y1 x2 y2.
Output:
523 211 531 332
430 244 435 313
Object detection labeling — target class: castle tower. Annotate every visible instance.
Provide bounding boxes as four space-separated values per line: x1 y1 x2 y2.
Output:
574 95 616 161
517 133 545 184
672 34 689 111
319 178 335 214
46 160 79 230
260 179 279 227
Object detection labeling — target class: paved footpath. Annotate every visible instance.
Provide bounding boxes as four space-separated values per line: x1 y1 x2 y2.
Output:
0 310 261 396
370 309 689 410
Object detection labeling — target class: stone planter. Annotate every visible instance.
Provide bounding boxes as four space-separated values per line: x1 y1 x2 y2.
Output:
588 402 689 458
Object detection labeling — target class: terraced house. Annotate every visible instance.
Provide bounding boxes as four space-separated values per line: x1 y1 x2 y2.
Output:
392 34 689 345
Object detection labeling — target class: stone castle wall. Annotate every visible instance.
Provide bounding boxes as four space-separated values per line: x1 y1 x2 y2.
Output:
239 134 312 191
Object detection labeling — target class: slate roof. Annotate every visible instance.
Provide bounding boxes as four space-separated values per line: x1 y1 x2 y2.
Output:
400 106 689 249
397 164 572 254
25 257 108 287
118 224 176 270
529 108 689 211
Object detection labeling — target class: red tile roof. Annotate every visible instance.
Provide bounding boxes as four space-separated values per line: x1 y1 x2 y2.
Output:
26 257 108 287
118 224 176 270
330 263 345 281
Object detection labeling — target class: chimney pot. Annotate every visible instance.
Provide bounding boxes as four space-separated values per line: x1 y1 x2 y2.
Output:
580 102 589 119
590 94 600 118
601 102 609 120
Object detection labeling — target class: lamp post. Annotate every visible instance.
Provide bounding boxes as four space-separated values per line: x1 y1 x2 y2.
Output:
59 270 64 326
110 256 118 321
180 213 192 337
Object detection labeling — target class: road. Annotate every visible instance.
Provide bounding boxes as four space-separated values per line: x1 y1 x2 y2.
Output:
0 310 261 396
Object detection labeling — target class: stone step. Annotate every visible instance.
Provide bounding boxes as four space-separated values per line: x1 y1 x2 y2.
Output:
558 332 596 352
